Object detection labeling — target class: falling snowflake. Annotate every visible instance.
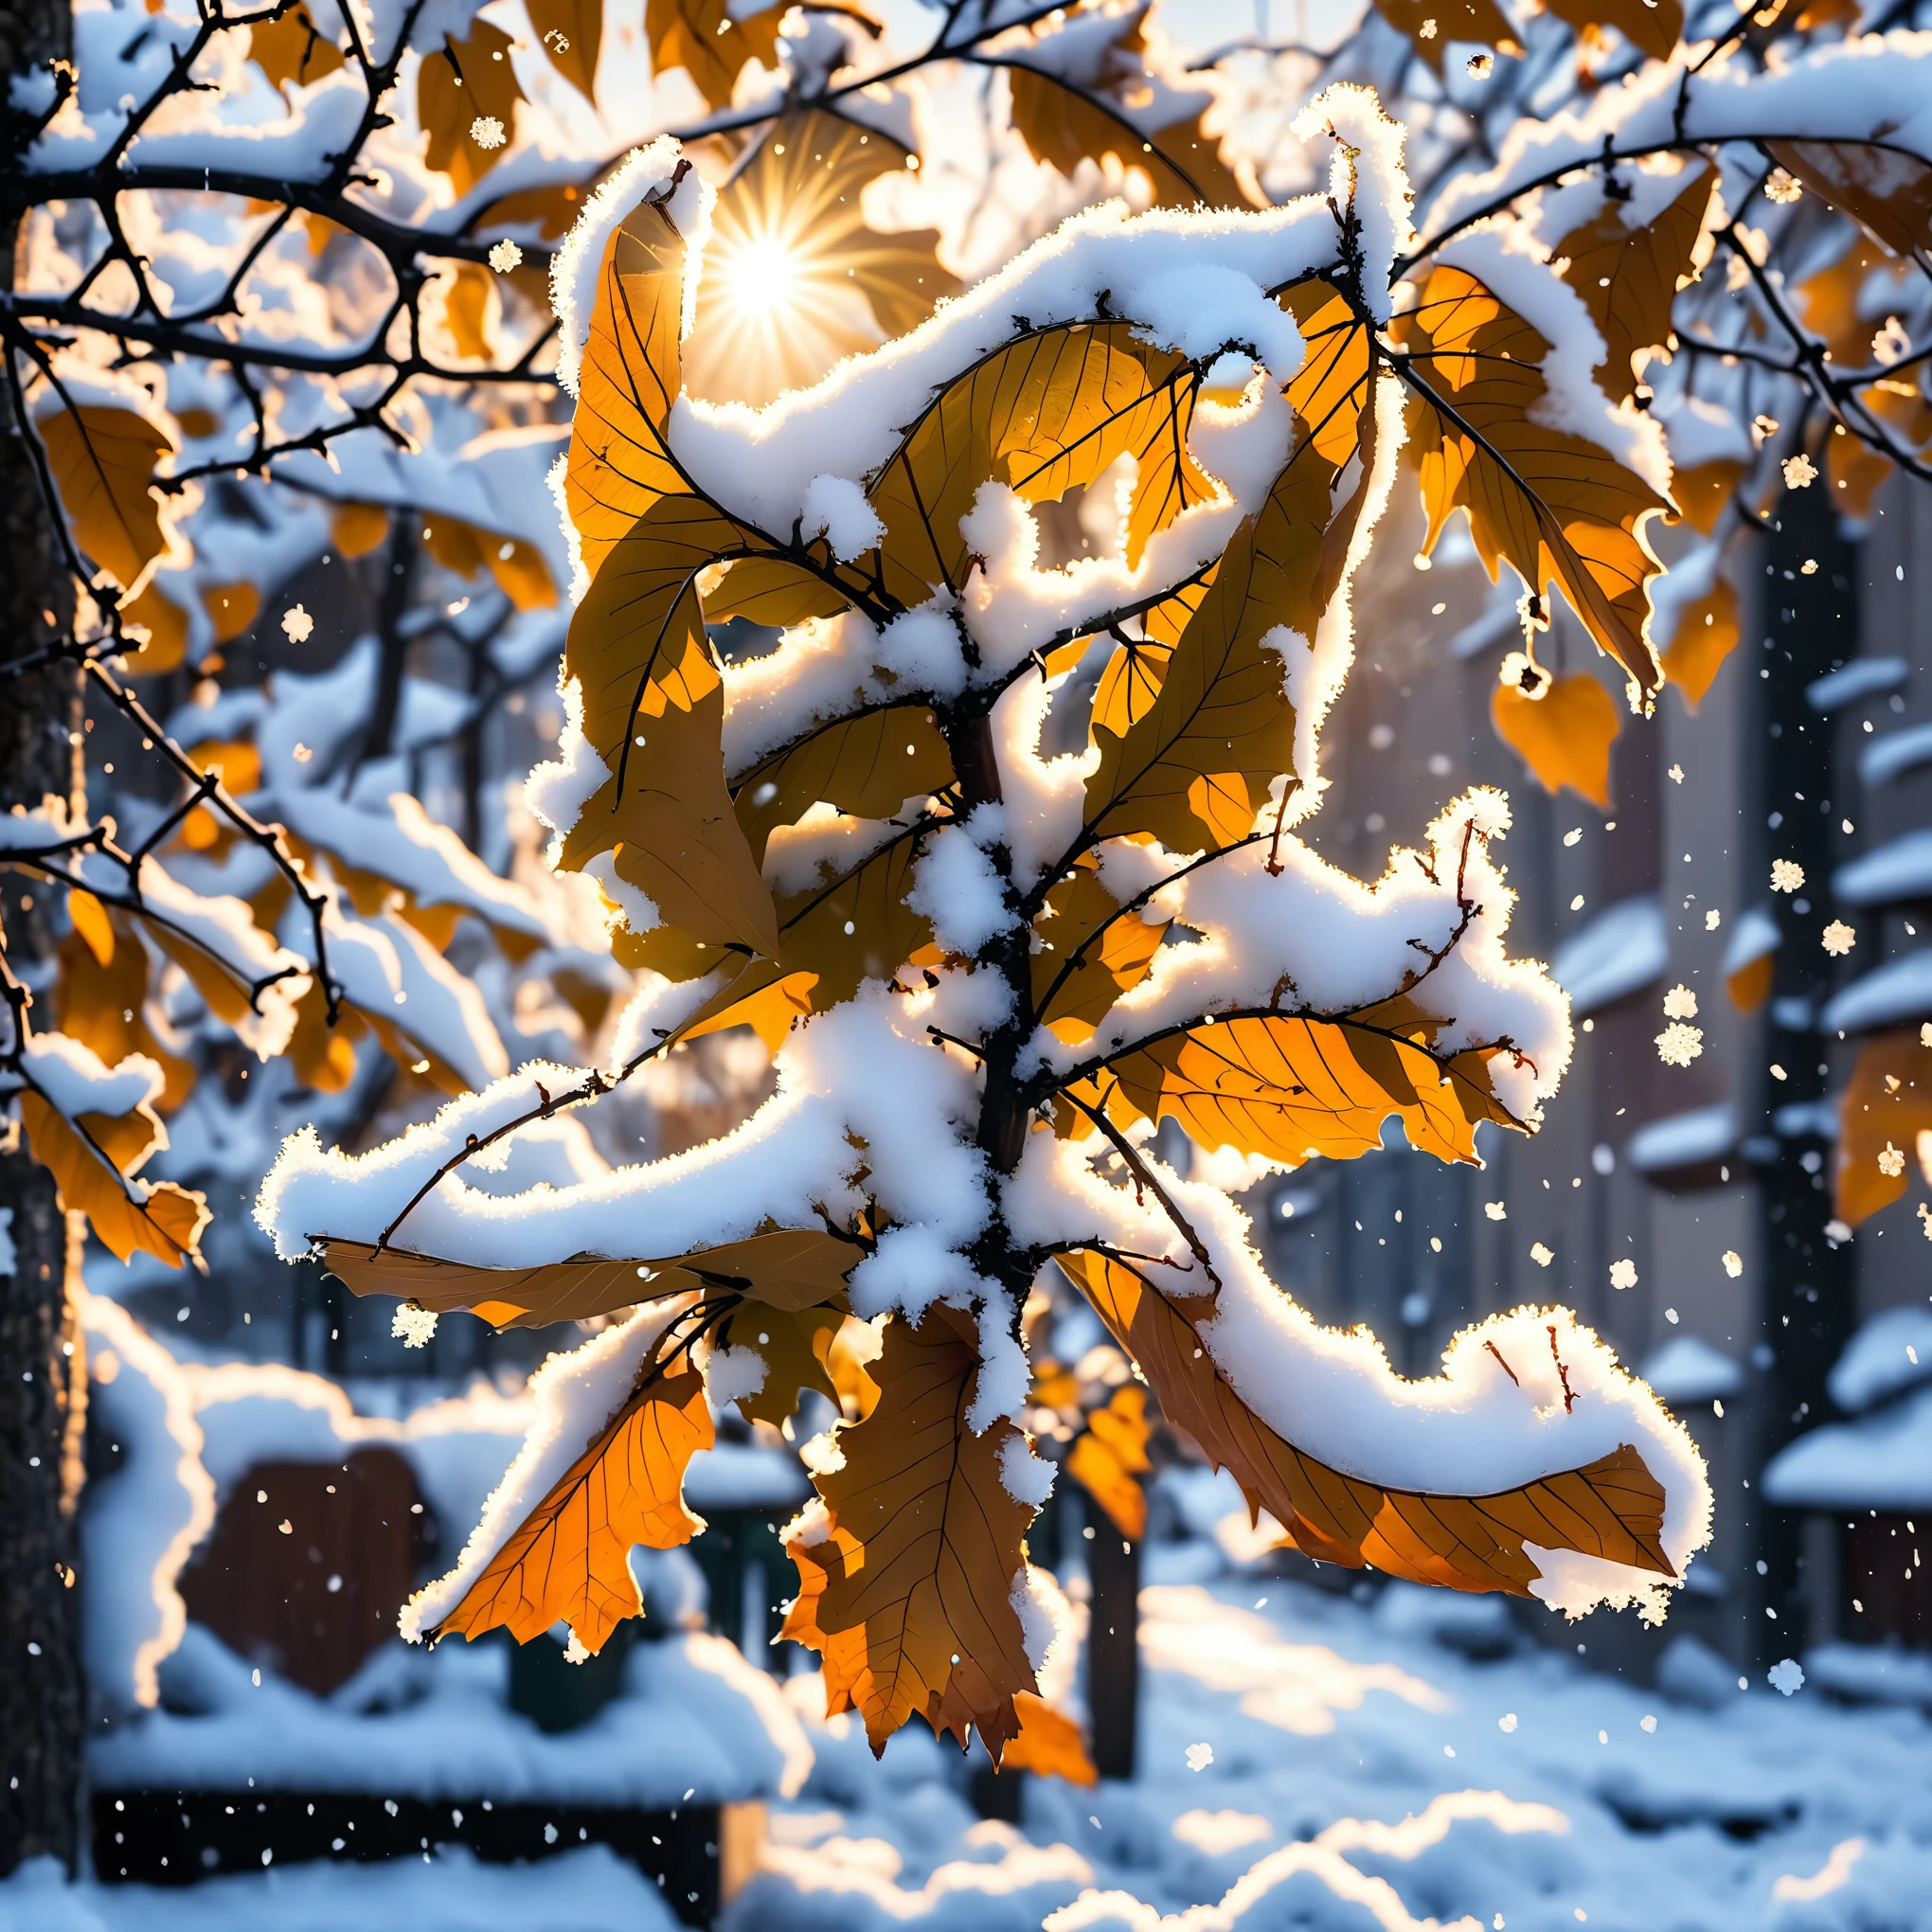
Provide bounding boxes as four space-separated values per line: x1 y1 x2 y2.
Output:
1498 1712 1518 1733
1767 1658 1805 1696
1664 1307 1679 1324
1923 1024 1932 1048
1771 858 1805 893
1920 1203 1932 1243
1656 1022 1704 1066
1821 921 1856 957
280 603 313 642
1667 764 1684 784
488 239 524 273
1799 559 1817 576
1418 14 1438 33
1879 1143 1906 1178
1826 1219 1852 1243
1663 984 1698 1020
1873 316 1911 367
1763 170 1802 205
391 1302 438 1348
1466 50 1493 74
1723 1250 1744 1279
1782 454 1817 490
1484 1200 1508 1221
1752 413 1780 445
1706 908 1722 931
1185 1743 1214 1771
1609 1259 1638 1291
470 115 507 151
1530 1242 1553 1267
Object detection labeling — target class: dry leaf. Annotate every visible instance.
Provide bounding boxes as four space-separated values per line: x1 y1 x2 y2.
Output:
1061 1248 1674 1597
39 404 177 592
1396 266 1670 699
1537 0 1680 63
19 1088 208 1267
1067 1384 1152 1539
803 1306 1039 1755
1492 672 1619 807
203 581 260 643
527 0 600 100
1374 0 1522 75
434 1359 713 1653
1765 139 1932 262
418 22 524 198
54 921 195 1114
1032 859 1169 1045
1659 568 1740 710
248 3 345 91
1000 1691 1100 1784
645 0 787 112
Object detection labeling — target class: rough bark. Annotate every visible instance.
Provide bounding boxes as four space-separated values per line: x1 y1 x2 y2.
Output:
1 0 89 1876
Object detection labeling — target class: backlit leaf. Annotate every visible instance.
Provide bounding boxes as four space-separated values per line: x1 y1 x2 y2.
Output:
54 921 195 1114
19 1088 207 1267
248 3 346 90
39 404 177 592
418 23 524 199
1491 672 1619 808
1032 859 1169 1045
1764 139 1932 261
1000 1693 1100 1784
118 577 190 674
801 1305 1039 1755
1395 266 1670 699
1538 0 1681 63
434 1359 713 1652
1067 1383 1152 1539
717 1301 850 1429
1060 1248 1674 1597
1834 1028 1932 1226
1373 0 1521 76
1658 569 1740 711
645 0 787 113
527 0 600 100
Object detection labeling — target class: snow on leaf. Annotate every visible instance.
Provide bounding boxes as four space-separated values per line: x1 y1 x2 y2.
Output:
432 1354 713 1654
1491 672 1619 809
1059 1247 1675 1597
802 1305 1040 1758
1394 268 1670 701
1762 140 1932 262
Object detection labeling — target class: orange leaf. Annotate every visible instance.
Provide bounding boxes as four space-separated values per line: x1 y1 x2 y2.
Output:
19 1088 207 1267
39 403 177 592
1491 672 1619 807
434 1360 714 1653
418 23 524 198
203 581 260 644
644 0 786 111
999 1692 1099 1785
1659 570 1740 712
331 502 390 559
1834 1028 1932 1227
118 578 189 674
1060 1248 1674 1598
1068 1385 1152 1540
1373 0 1522 75
248 4 345 90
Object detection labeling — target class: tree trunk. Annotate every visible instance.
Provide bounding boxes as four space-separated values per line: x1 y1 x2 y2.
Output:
1084 1505 1140 1780
2 0 88 1876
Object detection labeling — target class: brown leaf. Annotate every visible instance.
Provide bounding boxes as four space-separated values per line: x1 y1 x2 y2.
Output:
1060 1248 1674 1596
418 23 524 198
720 1301 850 1429
118 577 189 674
1032 859 1168 1045
434 1359 714 1653
1537 0 1680 63
1669 459 1744 539
645 0 787 113
203 581 260 644
527 0 600 100
1765 139 1932 261
1491 672 1619 807
248 3 346 91
1373 0 1522 75
801 1306 1039 1754
999 1691 1100 1785
54 921 195 1114
1068 1384 1152 1539
330 501 390 559
321 1225 863 1330
1834 1028 1932 1226
19 1088 208 1267
39 404 177 592
703 556 853 628
1395 266 1670 699
420 513 556 611
1547 168 1713 403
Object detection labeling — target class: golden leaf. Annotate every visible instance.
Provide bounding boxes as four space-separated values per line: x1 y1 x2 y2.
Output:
645 0 787 113
331 501 390 559
527 0 600 100
1669 459 1744 539
435 1360 714 1653
1079 996 1521 1172
1090 635 1176 742
1395 266 1670 698
1659 568 1740 711
720 1301 850 1429
118 578 189 674
19 1089 208 1267
248 3 346 91
286 979 361 1094
67 890 114 968
1547 168 1713 403
1000 1692 1100 1785
1537 0 1680 63
1373 0 1522 74
1060 1248 1674 1597
733 704 955 866
1835 1029 1932 1226
1068 1384 1152 1539
420 513 556 611
802 1306 1039 1754
703 556 852 628
321 1225 864 1329
1491 672 1619 807
418 23 524 198
1032 859 1169 1045
1765 139 1932 262
687 111 961 407
1084 373 1379 851
203 581 260 644
39 404 177 592
1726 950 1775 1015
441 261 495 360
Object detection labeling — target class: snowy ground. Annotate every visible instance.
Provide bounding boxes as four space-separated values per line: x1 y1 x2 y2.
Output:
11 1553 1932 1931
